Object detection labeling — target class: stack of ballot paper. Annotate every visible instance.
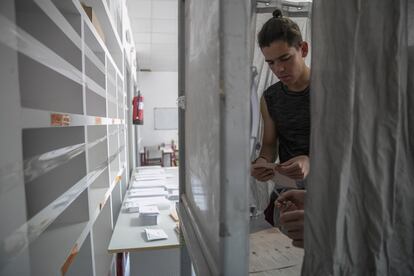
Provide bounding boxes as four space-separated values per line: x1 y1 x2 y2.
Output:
124 201 140 213
135 165 162 172
164 183 178 193
125 196 171 210
129 188 168 198
139 205 160 225
168 190 179 201
135 174 167 181
145 228 168 241
131 179 167 189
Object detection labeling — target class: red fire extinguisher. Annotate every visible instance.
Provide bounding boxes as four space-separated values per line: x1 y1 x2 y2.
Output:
133 93 144 125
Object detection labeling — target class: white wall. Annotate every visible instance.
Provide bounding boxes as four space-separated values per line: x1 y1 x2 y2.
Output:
138 71 178 148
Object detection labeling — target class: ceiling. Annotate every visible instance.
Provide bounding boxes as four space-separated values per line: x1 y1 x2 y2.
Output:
126 0 178 72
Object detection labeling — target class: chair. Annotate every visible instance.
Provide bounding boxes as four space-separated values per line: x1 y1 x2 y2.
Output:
160 143 174 167
142 145 162 166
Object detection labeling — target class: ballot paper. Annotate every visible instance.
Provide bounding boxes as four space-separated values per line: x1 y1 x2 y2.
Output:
126 196 171 210
145 228 168 241
268 171 297 189
131 179 167 189
136 169 165 176
129 188 168 198
168 190 179 201
251 163 297 189
164 183 179 192
139 206 160 225
124 201 140 213
251 162 277 170
135 175 167 181
135 165 162 171
139 205 160 215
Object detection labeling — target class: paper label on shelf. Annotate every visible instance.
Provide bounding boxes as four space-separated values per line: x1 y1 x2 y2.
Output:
145 228 168 241
51 113 71 127
61 244 78 275
95 117 102 125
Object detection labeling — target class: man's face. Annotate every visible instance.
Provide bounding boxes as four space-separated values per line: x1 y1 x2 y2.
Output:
261 41 307 87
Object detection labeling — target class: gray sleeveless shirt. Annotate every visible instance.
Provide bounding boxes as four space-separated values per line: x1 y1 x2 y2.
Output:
263 81 310 163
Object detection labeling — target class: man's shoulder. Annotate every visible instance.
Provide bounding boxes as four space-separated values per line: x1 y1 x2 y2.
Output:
263 81 283 97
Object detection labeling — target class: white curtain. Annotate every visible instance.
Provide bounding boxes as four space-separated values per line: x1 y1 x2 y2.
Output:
304 0 414 275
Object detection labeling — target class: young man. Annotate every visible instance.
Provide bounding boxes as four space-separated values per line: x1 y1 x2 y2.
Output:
251 9 309 247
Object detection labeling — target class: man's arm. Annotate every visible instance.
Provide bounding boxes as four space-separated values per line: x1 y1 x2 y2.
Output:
251 96 278 181
258 96 277 162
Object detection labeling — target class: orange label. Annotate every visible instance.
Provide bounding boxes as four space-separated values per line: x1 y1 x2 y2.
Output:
95 117 102 125
51 113 71 127
61 244 78 275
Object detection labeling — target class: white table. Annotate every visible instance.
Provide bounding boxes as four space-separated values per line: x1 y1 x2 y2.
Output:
108 167 181 275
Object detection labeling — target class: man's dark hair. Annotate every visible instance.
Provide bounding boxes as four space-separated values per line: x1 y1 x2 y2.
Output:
258 9 303 48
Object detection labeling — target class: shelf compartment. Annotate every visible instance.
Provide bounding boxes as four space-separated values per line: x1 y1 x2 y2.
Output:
80 0 123 73
111 179 122 225
86 87 107 117
107 102 117 121
27 189 89 276
0 12 83 90
32 0 106 90
85 57 106 90
15 0 82 71
92 198 114 276
87 136 108 172
19 55 83 114
109 154 120 189
22 128 86 221
107 61 117 100
87 125 106 143
34 0 82 45
84 19 105 70
119 170 127 201
0 168 101 271
24 151 87 219
88 176 109 218
85 74 106 99
23 127 84 160
23 125 115 182
65 233 94 276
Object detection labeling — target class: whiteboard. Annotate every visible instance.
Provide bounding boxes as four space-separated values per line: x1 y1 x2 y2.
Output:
154 108 178 130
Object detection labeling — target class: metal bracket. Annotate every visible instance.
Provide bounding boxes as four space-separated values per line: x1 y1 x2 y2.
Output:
177 96 186 110
256 0 311 17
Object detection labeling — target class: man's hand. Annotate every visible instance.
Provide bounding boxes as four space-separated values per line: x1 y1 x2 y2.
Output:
276 189 306 210
279 210 304 248
251 157 275 181
276 189 306 248
276 155 309 180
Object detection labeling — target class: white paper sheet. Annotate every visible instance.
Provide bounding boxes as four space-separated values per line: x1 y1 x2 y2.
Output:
129 188 168 198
